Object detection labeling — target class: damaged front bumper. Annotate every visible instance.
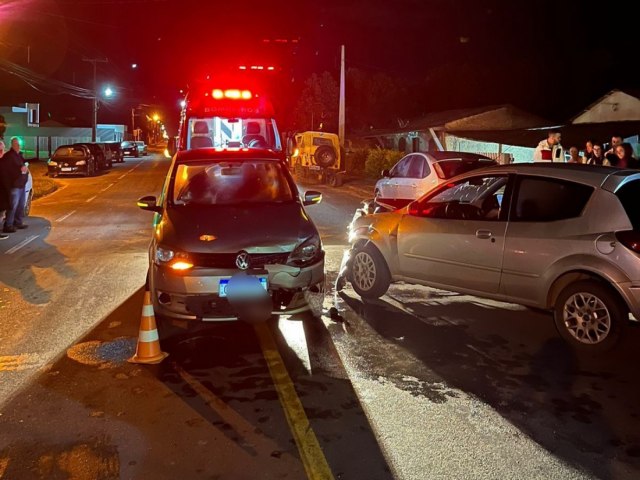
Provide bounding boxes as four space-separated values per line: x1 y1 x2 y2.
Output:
150 259 325 321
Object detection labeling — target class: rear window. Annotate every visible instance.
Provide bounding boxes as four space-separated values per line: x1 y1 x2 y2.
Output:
172 160 294 206
616 180 640 229
513 177 593 222
433 159 497 179
312 137 333 147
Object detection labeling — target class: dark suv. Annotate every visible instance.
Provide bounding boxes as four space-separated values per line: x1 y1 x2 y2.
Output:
74 143 111 170
137 148 325 325
103 142 124 163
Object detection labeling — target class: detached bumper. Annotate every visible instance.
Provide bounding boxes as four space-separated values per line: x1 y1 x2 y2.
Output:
150 260 325 321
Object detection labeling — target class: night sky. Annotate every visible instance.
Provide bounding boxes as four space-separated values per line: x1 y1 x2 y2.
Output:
1 0 638 132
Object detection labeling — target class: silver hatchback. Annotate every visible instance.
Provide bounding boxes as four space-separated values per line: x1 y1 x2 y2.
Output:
339 163 640 352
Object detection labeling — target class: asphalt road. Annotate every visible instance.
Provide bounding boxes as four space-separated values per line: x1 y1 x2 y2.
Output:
1 155 639 479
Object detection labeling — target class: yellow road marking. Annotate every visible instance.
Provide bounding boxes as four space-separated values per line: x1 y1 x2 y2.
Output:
254 323 335 480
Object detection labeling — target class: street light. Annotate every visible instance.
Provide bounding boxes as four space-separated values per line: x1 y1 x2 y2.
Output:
179 100 186 108
153 114 159 122
131 63 138 69
104 86 114 97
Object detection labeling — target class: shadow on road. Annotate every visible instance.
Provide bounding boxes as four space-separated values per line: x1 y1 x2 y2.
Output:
340 290 640 479
0 287 392 479
0 216 75 305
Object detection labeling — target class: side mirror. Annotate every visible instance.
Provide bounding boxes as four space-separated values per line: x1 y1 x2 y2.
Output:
303 190 322 206
381 169 391 178
137 195 162 213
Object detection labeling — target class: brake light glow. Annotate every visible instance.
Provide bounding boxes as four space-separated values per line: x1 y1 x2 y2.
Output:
170 261 194 271
212 89 224 99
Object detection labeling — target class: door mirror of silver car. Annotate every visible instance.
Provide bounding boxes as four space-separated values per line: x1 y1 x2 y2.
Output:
137 195 162 213
303 191 322 206
382 169 391 178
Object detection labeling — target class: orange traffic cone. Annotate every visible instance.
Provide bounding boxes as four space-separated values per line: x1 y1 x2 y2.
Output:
128 291 168 364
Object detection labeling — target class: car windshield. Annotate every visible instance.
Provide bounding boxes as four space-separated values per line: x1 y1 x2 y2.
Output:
433 159 497 179
122 142 134 147
172 159 294 206
54 146 85 157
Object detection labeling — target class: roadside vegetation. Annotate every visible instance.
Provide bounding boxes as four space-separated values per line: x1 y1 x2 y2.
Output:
28 160 58 198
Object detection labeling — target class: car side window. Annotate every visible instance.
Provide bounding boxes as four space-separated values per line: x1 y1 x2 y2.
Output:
410 175 509 221
513 177 593 222
407 155 424 178
390 156 411 178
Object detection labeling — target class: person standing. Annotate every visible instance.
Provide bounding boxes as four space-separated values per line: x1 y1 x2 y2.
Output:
605 135 623 165
0 140 9 239
1 137 29 233
611 143 639 169
586 143 606 165
568 146 583 163
533 131 565 162
582 140 594 163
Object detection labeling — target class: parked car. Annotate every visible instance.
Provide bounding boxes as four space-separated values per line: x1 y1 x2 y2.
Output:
137 148 325 327
134 141 148 156
74 143 111 170
339 163 640 352
374 151 497 210
24 167 33 217
48 144 99 177
121 141 139 157
103 142 124 163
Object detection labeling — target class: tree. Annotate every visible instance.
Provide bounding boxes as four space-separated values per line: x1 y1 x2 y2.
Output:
293 72 339 132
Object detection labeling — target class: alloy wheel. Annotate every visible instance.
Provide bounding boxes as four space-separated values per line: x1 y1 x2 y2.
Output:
562 292 611 344
352 251 376 291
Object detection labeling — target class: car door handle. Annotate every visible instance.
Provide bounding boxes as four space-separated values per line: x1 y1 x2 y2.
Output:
476 230 493 239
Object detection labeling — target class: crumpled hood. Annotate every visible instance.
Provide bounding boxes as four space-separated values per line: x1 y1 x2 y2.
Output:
158 202 317 254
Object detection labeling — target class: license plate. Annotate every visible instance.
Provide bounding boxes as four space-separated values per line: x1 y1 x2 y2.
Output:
309 165 321 171
61 167 73 172
218 277 268 297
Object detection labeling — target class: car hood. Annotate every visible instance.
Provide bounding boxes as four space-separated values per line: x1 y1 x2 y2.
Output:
158 202 317 254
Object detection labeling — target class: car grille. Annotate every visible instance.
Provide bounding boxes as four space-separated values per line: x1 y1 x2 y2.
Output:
190 252 290 269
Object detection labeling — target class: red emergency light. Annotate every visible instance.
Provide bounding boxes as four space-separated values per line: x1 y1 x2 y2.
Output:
211 89 253 100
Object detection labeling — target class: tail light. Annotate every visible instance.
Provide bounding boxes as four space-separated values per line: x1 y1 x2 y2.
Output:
616 231 640 253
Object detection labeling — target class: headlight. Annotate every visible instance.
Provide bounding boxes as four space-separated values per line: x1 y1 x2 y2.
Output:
48 160 58 166
76 160 86 166
154 246 194 270
287 235 323 267
154 246 175 263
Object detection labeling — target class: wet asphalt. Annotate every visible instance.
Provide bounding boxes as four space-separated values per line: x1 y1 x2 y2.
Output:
1 154 639 479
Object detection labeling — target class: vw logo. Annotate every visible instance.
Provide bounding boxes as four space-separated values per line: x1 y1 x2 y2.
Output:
235 252 250 270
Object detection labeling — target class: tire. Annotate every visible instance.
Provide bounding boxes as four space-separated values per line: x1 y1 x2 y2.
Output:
553 280 627 353
314 145 337 168
349 244 391 299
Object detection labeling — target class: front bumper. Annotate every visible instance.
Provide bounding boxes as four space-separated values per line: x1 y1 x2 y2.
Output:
150 260 325 321
48 165 87 176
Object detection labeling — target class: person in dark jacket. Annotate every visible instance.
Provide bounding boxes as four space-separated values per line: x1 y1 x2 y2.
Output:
1 137 29 233
0 140 9 239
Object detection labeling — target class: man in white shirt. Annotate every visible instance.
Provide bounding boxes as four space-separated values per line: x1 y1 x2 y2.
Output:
533 131 564 162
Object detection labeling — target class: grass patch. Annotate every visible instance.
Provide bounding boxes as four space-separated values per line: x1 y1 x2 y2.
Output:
28 161 59 199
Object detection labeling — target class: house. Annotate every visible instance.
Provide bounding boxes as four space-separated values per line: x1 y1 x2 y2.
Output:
355 104 550 163
0 104 126 159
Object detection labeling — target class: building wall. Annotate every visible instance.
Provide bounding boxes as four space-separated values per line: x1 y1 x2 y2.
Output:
445 135 535 163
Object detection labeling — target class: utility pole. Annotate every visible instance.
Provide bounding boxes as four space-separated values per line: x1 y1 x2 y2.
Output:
131 107 136 139
338 45 346 148
82 57 108 142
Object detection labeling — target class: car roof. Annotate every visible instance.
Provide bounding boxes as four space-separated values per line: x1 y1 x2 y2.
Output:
461 162 640 191
175 148 284 163
421 151 494 161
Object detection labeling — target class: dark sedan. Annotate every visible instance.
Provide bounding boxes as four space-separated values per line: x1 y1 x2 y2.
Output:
48 145 99 177
121 141 139 157
137 148 325 326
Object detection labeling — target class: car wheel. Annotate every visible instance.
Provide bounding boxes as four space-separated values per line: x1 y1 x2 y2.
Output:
349 244 391 299
553 280 627 352
89 160 96 176
107 160 113 169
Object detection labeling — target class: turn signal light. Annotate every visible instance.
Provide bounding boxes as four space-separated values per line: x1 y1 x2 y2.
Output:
170 261 194 270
